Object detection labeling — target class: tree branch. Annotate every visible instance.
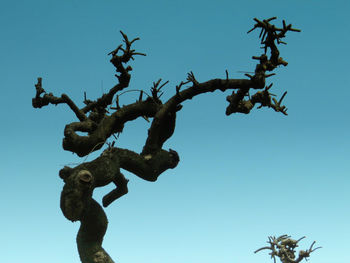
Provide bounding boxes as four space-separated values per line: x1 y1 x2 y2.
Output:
63 97 161 156
59 146 179 208
32 78 87 121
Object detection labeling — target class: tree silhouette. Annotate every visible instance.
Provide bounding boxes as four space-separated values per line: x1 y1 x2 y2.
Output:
32 17 302 263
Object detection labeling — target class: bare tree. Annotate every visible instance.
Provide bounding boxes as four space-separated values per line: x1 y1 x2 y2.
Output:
255 235 321 263
32 17 300 263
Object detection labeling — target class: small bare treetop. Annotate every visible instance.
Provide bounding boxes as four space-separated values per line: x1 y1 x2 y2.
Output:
255 235 321 263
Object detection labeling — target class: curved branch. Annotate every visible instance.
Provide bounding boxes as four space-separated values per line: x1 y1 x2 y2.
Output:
63 98 161 157
58 146 179 261
32 78 87 121
142 78 251 155
59 146 179 207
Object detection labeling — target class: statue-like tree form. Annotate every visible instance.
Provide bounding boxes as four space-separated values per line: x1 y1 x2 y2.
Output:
32 17 300 263
255 235 322 263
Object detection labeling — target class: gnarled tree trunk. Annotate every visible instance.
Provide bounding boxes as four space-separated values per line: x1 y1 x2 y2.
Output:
32 17 300 262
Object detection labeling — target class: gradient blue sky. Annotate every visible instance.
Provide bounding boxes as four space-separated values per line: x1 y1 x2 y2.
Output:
1 0 349 263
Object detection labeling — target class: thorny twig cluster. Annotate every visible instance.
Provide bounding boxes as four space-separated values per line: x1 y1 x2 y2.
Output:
226 17 300 115
248 17 301 53
255 235 321 263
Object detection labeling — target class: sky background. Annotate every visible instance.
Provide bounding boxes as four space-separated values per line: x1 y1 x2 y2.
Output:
1 0 349 263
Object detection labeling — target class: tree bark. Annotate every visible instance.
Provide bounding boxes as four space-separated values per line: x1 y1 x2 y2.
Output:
77 199 114 263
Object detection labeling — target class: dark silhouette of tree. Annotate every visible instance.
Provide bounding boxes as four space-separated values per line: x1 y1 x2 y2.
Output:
32 17 302 263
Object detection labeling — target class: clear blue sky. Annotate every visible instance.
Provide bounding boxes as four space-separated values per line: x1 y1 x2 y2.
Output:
1 0 349 263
